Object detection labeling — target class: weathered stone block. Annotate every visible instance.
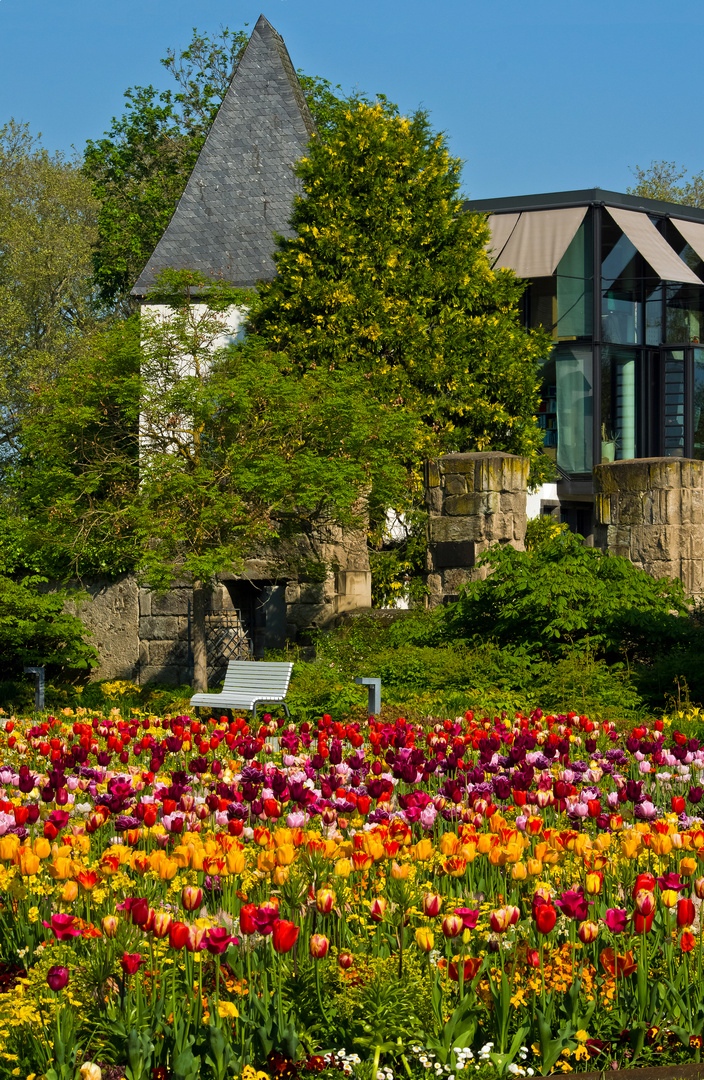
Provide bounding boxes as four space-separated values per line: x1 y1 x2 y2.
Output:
139 664 182 686
443 567 473 591
139 589 151 618
434 541 476 568
299 582 324 605
150 590 191 617
444 473 467 496
139 616 180 641
428 516 483 544
437 454 479 478
426 460 441 488
147 640 188 665
681 560 704 596
284 583 300 604
425 487 443 513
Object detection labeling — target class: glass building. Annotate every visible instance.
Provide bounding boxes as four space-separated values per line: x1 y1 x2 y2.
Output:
465 190 704 525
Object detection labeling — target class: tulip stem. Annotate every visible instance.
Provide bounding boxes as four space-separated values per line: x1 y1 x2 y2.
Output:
314 959 330 1026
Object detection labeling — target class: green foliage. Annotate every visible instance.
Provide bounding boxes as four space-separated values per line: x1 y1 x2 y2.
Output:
0 574 98 680
134 270 413 598
369 510 429 608
4 318 141 578
629 160 704 208
446 530 690 660
250 103 550 480
524 515 567 551
0 120 105 464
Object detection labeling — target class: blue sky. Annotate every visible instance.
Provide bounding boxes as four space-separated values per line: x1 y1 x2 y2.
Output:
1 0 703 200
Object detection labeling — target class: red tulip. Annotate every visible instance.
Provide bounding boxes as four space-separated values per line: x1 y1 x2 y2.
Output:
633 911 654 935
448 957 481 982
239 904 258 935
338 951 354 970
169 921 190 950
43 913 81 940
207 928 238 955
272 919 299 954
677 898 695 928
181 886 203 912
535 904 557 934
46 966 69 991
121 952 145 975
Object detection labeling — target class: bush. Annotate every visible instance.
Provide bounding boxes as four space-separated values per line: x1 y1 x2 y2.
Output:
445 530 691 661
0 574 98 682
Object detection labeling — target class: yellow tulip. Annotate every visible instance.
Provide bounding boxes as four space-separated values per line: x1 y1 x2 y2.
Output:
272 866 289 886
334 858 352 878
460 841 478 863
390 861 410 880
526 858 543 877
439 833 461 856
158 858 178 881
49 857 75 881
661 888 678 908
415 927 434 952
275 844 296 867
17 848 40 876
61 880 79 903
651 834 672 857
477 834 494 855
226 848 245 874
512 862 528 881
172 846 191 869
33 838 51 859
680 857 698 877
257 851 277 873
619 833 641 859
412 839 433 861
0 835 20 861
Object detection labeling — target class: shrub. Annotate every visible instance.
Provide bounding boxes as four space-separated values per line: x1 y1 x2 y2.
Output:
445 530 691 661
0 574 98 682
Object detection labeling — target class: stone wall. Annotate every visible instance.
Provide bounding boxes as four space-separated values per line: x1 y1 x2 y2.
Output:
594 457 704 596
63 576 140 682
64 520 373 684
425 452 529 607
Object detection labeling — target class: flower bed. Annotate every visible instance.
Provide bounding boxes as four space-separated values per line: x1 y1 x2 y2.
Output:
0 705 703 1079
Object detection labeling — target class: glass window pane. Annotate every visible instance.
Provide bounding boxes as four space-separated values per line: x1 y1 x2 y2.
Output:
694 348 704 460
601 346 638 461
550 345 593 473
525 277 557 338
666 284 704 344
663 350 685 456
555 215 593 340
645 283 662 345
602 214 642 345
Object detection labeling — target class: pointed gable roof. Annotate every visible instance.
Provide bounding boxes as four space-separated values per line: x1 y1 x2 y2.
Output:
132 15 316 296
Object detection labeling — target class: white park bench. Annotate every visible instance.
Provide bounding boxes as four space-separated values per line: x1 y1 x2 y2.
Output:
190 660 293 719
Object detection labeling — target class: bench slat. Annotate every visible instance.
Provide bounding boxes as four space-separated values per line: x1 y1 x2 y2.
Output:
190 659 293 718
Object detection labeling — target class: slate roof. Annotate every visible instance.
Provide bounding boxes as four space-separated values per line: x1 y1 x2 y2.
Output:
131 15 316 296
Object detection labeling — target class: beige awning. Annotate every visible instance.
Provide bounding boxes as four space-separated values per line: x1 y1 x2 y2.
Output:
605 206 702 285
485 213 520 263
671 217 704 267
489 206 588 278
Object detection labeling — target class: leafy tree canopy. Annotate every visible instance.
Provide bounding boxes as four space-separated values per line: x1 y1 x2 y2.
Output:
628 160 704 207
249 103 550 481
0 574 98 681
0 120 104 468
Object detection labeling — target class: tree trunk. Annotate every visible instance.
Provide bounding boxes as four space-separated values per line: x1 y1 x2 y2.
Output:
192 580 208 693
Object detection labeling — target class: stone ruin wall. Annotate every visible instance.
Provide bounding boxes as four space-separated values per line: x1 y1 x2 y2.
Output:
66 453 704 680
424 452 529 607
593 458 704 597
64 521 372 684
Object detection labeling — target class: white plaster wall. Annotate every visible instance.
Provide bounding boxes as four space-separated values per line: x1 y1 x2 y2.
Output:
526 482 559 519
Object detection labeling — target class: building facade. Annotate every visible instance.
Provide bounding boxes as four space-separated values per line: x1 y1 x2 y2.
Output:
467 189 704 535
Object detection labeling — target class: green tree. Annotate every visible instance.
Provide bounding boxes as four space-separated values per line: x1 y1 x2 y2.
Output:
628 160 704 207
136 271 412 689
0 120 104 467
249 103 549 476
3 318 140 579
83 25 360 307
0 575 98 683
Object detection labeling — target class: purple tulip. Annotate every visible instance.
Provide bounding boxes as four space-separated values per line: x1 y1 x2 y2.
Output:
46 966 69 991
603 908 628 934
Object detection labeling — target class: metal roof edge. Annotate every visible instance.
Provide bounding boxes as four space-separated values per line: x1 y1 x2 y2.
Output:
464 188 704 224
